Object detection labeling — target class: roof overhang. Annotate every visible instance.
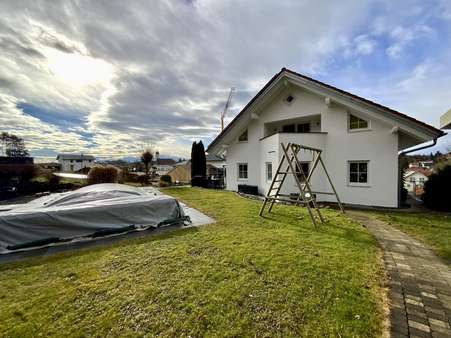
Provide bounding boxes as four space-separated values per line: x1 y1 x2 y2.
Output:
207 68 445 154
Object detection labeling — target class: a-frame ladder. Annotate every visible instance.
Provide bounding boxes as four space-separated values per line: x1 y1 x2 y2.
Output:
259 142 344 227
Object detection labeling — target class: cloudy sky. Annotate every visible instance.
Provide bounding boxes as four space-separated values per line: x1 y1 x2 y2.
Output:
0 0 450 161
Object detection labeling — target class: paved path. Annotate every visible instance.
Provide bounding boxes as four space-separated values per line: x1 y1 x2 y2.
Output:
349 211 451 338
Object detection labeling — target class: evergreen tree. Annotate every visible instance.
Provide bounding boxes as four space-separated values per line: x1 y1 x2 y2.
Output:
191 141 207 187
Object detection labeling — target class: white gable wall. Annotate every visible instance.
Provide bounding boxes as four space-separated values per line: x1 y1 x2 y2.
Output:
225 85 399 207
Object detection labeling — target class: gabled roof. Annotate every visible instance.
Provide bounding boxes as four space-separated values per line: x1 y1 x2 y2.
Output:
57 153 95 160
405 168 433 177
154 158 176 166
207 68 445 152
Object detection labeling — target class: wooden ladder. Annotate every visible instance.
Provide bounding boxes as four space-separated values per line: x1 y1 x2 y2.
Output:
259 142 325 228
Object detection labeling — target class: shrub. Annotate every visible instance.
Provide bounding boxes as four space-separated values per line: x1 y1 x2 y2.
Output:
159 180 170 187
160 175 172 184
137 174 150 186
76 167 91 174
422 165 451 211
87 166 120 185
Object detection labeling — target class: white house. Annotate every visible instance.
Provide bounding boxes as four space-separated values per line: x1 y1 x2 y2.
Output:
207 68 445 208
57 154 95 172
404 169 431 193
153 152 176 176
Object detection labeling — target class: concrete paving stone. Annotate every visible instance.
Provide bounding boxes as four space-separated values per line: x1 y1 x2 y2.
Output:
431 331 451 338
422 292 439 299
408 295 425 302
391 330 409 338
409 319 432 332
429 318 450 329
424 298 445 308
409 313 431 325
407 304 427 314
426 311 448 322
409 326 433 337
419 284 436 292
430 325 451 336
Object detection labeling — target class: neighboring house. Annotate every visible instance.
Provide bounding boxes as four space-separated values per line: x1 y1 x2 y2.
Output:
168 160 191 183
57 154 95 172
207 68 445 208
152 151 176 176
167 157 225 185
404 168 432 195
206 153 226 180
419 160 434 169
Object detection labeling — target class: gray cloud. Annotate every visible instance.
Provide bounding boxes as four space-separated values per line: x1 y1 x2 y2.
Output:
0 0 449 158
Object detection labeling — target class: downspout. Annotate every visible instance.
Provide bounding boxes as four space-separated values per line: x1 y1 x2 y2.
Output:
397 138 438 207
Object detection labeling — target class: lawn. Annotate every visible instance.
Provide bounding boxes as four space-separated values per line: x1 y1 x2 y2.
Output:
373 210 451 260
0 188 386 337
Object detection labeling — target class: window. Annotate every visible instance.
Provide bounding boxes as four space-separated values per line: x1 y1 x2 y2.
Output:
266 162 272 181
295 162 310 182
409 177 415 182
238 129 248 142
349 161 368 184
238 163 248 180
349 114 369 130
297 123 310 133
282 124 296 132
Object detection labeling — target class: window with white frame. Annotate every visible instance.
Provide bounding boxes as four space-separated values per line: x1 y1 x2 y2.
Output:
238 163 248 180
349 114 369 130
295 162 310 182
349 161 368 184
238 129 248 142
266 162 272 181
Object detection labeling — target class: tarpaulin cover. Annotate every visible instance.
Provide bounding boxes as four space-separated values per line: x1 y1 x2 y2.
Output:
0 184 185 252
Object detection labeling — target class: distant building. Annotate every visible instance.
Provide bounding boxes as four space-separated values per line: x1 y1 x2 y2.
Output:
167 161 191 183
153 152 176 176
167 154 226 186
205 153 226 180
57 154 95 172
404 168 432 196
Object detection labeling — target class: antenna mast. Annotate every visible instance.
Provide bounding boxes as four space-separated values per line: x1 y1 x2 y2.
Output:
220 87 235 131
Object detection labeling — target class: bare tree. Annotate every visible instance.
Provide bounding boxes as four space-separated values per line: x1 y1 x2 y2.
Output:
141 149 154 177
0 132 29 157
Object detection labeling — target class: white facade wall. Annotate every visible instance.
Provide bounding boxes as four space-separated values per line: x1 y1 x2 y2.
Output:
60 159 94 172
225 86 399 207
404 172 428 192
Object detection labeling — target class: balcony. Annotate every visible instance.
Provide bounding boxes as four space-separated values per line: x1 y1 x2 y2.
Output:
260 132 327 156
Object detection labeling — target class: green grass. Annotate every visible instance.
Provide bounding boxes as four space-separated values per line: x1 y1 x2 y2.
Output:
373 210 451 260
0 188 385 337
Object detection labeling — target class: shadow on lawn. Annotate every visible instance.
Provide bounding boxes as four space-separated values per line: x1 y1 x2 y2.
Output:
0 224 200 271
261 209 376 248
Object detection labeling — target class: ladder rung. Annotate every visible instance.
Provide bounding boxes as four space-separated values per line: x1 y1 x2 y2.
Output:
277 171 289 175
273 180 283 183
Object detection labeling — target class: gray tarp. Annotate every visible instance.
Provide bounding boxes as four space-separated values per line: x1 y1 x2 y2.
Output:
0 184 186 252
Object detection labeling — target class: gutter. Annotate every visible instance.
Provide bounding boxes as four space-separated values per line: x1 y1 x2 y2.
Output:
397 137 440 207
